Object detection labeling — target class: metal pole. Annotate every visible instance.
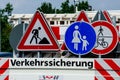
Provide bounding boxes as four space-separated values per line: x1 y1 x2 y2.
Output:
0 19 1 52
98 10 101 58
79 53 81 58
22 53 24 58
98 55 101 58
98 10 101 21
22 21 26 57
23 22 26 34
13 49 16 58
37 51 41 58
16 18 22 57
112 16 116 26
74 0 79 13
73 0 76 13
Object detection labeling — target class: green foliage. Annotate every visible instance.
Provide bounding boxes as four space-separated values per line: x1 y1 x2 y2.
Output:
61 0 70 13
1 20 12 52
5 3 13 16
37 2 55 14
78 1 89 11
37 0 92 14
56 9 61 13
69 5 75 13
0 3 13 52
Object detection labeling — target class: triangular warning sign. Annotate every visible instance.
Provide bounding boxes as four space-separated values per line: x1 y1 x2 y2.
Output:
17 11 59 51
76 10 90 22
92 10 107 22
103 10 112 23
60 43 68 51
92 10 113 24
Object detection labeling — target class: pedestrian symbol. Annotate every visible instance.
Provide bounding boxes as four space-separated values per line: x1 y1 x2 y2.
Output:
65 21 96 55
95 26 108 48
82 35 89 51
72 25 82 51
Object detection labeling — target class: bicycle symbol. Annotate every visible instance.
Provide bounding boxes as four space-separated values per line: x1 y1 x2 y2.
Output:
95 26 109 48
96 38 108 48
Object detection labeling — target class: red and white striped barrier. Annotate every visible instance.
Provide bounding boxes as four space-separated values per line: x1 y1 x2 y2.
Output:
0 58 9 80
95 59 120 80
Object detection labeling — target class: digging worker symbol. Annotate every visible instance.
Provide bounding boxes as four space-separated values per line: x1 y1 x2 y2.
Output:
30 27 41 44
30 27 50 44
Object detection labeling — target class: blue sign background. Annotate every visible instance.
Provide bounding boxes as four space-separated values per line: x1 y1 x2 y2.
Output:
65 21 96 55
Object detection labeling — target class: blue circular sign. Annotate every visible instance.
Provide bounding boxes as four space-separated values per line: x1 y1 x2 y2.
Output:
65 21 96 55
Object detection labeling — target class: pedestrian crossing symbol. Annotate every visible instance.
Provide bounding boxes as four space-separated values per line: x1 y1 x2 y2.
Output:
65 21 96 55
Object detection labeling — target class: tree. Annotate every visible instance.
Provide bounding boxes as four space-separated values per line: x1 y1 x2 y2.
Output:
78 1 89 11
0 3 13 52
5 3 13 16
37 2 55 14
69 4 75 13
60 0 70 13
37 0 92 13
1 20 12 52
56 9 61 13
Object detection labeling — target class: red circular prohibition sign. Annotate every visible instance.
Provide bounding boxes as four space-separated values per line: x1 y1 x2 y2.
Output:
92 21 118 55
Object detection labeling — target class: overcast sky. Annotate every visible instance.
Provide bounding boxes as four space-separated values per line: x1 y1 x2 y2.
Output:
0 0 120 14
